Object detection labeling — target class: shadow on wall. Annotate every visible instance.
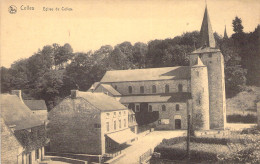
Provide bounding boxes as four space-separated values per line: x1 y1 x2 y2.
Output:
135 103 159 126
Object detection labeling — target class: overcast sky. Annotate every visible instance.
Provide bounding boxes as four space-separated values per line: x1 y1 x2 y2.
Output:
1 0 259 68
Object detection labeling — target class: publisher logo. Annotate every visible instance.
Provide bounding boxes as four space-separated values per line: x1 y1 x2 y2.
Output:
8 5 17 14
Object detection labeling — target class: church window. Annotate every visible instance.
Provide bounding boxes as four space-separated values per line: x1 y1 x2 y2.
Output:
152 85 156 93
162 105 166 111
165 84 169 93
176 104 180 111
140 86 144 93
135 105 140 112
178 84 183 92
149 105 153 112
114 121 117 130
128 86 132 94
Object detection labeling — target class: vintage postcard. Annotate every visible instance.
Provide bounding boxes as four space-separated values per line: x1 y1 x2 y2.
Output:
1 0 260 163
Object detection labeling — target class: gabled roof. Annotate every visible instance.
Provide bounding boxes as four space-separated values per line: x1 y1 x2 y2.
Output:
96 84 121 96
24 100 47 111
76 91 126 111
0 94 43 130
199 6 216 48
100 66 191 83
191 47 220 54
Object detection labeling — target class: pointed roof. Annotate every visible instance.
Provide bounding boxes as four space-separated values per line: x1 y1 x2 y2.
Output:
192 57 206 67
224 25 228 39
199 6 216 48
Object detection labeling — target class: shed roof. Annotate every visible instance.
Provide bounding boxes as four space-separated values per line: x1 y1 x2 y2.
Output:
119 92 191 103
24 100 47 111
77 92 126 112
100 66 191 83
0 94 43 130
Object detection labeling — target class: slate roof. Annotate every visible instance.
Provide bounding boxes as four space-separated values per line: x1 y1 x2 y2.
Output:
100 66 191 83
24 100 47 111
0 94 43 130
96 84 121 96
77 91 127 111
191 47 220 54
119 92 191 103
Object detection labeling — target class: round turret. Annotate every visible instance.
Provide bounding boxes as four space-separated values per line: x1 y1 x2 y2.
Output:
191 57 210 130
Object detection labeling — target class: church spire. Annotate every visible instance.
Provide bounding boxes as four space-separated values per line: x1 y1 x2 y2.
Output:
224 25 228 39
199 5 216 48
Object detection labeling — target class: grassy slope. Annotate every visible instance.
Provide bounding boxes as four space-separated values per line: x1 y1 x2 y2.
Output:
226 86 260 115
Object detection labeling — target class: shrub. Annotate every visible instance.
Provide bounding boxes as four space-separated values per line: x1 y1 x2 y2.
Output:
227 114 257 123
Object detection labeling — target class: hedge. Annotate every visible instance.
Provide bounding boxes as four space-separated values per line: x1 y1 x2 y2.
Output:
227 114 257 123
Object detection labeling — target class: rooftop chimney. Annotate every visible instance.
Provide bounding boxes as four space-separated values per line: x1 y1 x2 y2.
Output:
11 90 24 103
71 90 78 99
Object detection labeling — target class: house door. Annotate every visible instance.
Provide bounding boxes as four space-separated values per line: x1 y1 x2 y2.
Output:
175 119 181 129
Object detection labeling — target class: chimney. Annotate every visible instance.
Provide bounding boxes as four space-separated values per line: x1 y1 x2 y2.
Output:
71 90 78 99
11 90 24 103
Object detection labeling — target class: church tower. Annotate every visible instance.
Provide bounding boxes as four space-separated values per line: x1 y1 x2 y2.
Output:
191 57 210 130
190 6 226 129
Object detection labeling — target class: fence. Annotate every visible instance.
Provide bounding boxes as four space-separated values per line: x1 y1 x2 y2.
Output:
139 148 152 164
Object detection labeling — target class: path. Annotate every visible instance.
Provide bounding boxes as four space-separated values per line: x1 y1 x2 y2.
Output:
115 130 186 164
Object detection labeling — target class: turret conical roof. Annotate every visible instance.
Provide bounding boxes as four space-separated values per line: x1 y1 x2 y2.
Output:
199 6 216 48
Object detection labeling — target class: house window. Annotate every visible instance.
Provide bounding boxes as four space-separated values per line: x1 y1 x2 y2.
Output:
124 119 126 127
119 112 121 116
124 111 126 115
94 123 101 128
114 85 118 90
119 120 121 128
106 113 110 119
176 104 180 111
165 84 169 93
178 84 183 92
113 112 116 118
148 105 153 112
106 122 109 132
128 86 132 94
135 105 140 112
140 86 144 93
114 121 116 130
162 105 166 111
152 85 156 93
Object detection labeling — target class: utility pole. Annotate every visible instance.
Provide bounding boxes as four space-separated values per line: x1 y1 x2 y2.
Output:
187 114 191 160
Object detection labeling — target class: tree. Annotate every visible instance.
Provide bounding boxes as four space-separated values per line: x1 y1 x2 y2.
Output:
232 16 244 34
133 42 148 68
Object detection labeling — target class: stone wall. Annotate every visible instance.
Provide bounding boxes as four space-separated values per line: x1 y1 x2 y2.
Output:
190 52 226 129
48 98 102 155
1 118 23 164
149 102 188 130
257 102 260 127
106 79 191 95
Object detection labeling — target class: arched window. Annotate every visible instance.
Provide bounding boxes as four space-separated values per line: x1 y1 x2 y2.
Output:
128 86 132 94
152 85 156 93
165 84 169 93
178 84 183 92
148 105 153 112
140 86 144 93
162 105 166 111
176 104 180 111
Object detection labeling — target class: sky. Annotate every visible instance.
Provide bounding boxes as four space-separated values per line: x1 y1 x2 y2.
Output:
1 0 259 68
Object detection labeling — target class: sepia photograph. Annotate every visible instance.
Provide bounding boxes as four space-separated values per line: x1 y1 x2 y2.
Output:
0 0 260 163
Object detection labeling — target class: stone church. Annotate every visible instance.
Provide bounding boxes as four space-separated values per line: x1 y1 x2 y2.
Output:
92 6 226 130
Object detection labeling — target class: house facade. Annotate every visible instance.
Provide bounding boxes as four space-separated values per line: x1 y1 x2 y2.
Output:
1 90 48 164
48 90 137 155
92 6 226 130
